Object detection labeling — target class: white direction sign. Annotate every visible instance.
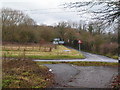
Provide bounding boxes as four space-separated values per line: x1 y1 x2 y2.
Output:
78 40 82 44
59 41 64 44
53 41 58 44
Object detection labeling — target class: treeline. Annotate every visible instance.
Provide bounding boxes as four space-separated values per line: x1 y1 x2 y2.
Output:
2 8 118 56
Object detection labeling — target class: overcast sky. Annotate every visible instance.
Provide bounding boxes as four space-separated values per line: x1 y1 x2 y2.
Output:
1 0 95 26
2 0 112 26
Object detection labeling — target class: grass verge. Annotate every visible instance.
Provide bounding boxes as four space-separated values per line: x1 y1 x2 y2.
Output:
5 54 85 60
105 54 118 59
2 59 54 88
37 61 118 67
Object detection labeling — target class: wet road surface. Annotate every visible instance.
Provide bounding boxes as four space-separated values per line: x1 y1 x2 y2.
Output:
44 64 118 88
34 48 118 88
44 64 79 87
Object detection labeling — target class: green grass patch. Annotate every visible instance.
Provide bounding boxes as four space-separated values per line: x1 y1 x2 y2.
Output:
111 56 118 59
27 55 85 59
68 61 118 66
106 54 118 59
5 54 85 59
37 61 118 67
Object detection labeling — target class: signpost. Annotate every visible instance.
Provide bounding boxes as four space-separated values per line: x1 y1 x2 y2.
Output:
53 38 64 45
59 41 64 44
78 39 82 52
53 38 60 45
53 38 60 49
53 38 65 49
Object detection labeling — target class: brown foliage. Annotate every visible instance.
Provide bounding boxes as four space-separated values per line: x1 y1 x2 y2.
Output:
100 42 118 55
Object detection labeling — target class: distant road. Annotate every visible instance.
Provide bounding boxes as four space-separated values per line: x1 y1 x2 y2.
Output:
34 51 118 63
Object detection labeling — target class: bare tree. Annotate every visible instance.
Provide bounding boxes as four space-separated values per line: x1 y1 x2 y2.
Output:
56 22 68 40
2 8 36 27
63 0 120 26
2 8 36 43
88 21 105 34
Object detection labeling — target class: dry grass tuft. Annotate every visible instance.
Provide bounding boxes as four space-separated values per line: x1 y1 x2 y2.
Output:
2 59 54 88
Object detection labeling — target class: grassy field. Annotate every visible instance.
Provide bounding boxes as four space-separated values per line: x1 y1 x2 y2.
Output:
2 45 85 59
2 59 54 88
